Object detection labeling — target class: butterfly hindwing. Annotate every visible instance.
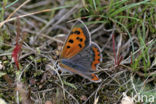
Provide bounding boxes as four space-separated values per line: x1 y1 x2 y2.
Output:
60 20 91 59
90 42 102 71
69 42 102 71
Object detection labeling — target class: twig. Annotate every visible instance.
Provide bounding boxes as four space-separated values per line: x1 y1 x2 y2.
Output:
10 7 48 24
0 9 51 28
23 1 51 9
112 34 117 65
40 34 64 44
47 65 66 99
37 9 67 35
0 0 30 28
0 5 72 28
45 4 81 35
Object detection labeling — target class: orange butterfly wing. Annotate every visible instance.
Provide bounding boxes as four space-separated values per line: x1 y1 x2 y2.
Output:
60 20 90 59
91 44 101 71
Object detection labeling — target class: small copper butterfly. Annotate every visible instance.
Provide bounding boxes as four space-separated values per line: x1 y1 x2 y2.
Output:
57 20 102 83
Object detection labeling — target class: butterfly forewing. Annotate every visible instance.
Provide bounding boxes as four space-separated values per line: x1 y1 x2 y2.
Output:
60 20 91 59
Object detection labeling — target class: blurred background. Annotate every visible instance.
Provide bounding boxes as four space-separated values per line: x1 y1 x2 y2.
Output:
0 0 156 104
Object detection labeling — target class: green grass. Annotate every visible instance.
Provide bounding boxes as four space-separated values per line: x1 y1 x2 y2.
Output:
0 0 8 21
83 0 155 70
0 0 19 11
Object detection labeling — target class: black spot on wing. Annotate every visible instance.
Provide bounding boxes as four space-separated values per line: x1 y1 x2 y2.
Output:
76 37 80 40
68 39 74 43
67 46 70 48
76 37 83 42
78 44 82 48
74 30 80 34
79 38 83 42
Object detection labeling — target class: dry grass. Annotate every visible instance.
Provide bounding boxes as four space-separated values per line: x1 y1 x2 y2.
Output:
0 0 155 104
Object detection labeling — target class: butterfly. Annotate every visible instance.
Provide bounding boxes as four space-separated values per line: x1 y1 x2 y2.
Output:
57 20 102 83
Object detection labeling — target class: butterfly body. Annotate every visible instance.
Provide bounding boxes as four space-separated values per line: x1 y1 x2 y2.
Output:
58 20 102 83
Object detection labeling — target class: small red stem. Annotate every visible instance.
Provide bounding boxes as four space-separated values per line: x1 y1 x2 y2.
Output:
12 18 22 70
12 44 21 70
